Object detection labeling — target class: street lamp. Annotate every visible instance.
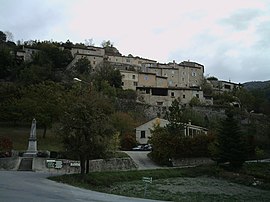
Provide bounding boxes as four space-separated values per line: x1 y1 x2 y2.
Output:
73 77 82 82
73 77 92 91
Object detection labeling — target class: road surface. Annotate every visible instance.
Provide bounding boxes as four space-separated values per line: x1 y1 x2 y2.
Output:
0 171 166 202
124 151 162 170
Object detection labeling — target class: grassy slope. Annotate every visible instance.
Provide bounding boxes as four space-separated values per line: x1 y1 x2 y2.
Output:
0 126 62 151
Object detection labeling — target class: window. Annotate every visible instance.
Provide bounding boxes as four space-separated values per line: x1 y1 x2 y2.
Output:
171 92 175 97
132 75 136 79
196 94 199 98
192 72 196 77
157 102 163 106
121 82 124 86
183 94 186 99
122 74 125 78
134 82 138 86
126 59 130 63
93 61 96 65
140 131 146 138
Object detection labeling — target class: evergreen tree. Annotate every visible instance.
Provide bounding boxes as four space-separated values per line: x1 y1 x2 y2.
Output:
165 98 185 135
217 110 247 168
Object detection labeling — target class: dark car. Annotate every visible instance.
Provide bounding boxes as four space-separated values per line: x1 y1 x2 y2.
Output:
142 144 152 151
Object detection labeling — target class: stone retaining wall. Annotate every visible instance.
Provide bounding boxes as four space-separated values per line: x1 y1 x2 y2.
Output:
0 157 20 170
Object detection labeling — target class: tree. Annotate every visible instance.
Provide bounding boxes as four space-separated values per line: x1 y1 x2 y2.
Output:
58 88 115 174
94 61 122 90
216 110 247 168
101 40 113 48
0 31 6 43
165 98 185 135
74 58 91 74
111 112 137 150
18 81 64 138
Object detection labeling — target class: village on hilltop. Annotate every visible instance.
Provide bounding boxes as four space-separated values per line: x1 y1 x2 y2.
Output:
16 43 242 107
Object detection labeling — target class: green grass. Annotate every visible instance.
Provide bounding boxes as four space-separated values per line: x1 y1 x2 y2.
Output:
0 126 63 151
49 163 270 201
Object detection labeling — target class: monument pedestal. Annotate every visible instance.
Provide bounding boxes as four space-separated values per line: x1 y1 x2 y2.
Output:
24 138 37 157
24 119 38 157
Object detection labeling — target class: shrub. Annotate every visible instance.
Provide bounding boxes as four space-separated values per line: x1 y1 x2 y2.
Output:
0 136 13 158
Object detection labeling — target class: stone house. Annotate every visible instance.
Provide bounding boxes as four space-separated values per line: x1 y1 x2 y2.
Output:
143 60 204 88
120 70 139 90
137 86 207 107
209 80 242 93
16 46 39 62
135 117 208 144
135 118 169 145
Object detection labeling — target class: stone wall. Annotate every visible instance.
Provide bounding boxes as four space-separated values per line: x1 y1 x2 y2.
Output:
0 157 20 170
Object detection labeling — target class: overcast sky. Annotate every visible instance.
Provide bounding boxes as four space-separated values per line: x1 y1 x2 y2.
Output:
1 0 269 83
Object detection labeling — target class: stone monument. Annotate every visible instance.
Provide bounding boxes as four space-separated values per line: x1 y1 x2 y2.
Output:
24 118 38 157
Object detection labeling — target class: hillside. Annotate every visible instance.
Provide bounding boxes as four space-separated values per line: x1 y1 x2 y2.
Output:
243 80 270 90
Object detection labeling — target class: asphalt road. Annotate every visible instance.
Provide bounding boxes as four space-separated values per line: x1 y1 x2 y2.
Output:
124 151 162 170
0 171 165 202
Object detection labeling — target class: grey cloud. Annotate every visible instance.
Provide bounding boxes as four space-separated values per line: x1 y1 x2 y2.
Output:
220 9 261 30
254 20 270 50
0 0 65 41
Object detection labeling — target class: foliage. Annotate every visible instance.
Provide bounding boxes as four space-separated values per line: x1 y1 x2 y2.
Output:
165 98 185 135
212 91 238 106
0 82 22 123
101 40 114 48
116 89 137 100
0 136 13 152
255 147 265 162
207 76 218 81
111 112 137 150
58 88 115 174
94 61 122 90
214 110 248 168
0 42 16 79
18 64 52 85
73 58 92 75
150 125 214 165
150 99 214 165
201 79 213 96
17 81 65 138
0 31 7 43
189 96 201 107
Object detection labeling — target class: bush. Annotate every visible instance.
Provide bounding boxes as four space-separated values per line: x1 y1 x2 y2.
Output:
0 136 13 155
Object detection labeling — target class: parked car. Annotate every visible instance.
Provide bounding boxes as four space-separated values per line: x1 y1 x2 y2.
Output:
132 144 152 151
142 144 152 151
132 145 144 151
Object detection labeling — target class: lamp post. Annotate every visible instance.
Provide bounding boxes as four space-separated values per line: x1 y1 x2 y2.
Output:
73 77 92 91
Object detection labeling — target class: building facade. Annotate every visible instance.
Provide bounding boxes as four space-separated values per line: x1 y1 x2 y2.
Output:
135 118 208 144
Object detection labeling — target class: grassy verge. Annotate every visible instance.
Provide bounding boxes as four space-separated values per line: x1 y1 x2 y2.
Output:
49 163 270 201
